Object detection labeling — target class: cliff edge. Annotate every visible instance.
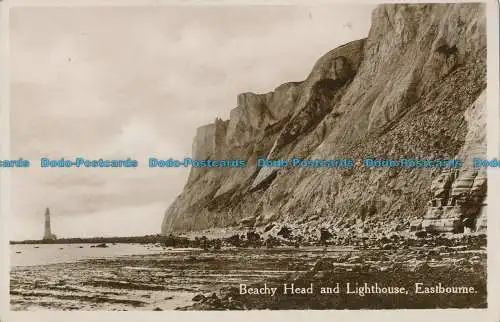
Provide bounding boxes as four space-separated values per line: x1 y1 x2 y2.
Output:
161 3 487 236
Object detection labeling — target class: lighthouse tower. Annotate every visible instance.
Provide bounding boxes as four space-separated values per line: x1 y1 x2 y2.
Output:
43 207 55 240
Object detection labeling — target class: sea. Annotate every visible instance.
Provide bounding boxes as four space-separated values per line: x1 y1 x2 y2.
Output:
10 243 170 267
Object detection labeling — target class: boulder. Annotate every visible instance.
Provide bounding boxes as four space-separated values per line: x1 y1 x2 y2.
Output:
192 294 205 302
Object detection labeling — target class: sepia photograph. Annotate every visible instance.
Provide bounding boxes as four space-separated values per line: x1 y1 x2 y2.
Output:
7 1 492 312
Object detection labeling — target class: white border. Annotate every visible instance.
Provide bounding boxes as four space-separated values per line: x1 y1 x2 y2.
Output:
0 0 11 320
1 1 499 322
486 1 500 322
0 0 493 6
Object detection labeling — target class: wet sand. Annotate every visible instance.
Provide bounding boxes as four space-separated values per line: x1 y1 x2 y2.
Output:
11 246 347 310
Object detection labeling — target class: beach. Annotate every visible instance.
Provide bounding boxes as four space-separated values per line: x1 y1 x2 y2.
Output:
10 234 487 310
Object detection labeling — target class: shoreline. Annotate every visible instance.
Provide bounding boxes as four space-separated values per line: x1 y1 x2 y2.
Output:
10 232 487 310
175 236 487 310
10 223 487 247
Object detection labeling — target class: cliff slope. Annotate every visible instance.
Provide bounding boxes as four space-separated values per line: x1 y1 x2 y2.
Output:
162 3 487 236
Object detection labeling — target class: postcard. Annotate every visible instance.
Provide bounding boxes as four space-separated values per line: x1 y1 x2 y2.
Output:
1 1 499 321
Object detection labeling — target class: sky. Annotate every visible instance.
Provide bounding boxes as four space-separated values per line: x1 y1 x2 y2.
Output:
9 5 375 240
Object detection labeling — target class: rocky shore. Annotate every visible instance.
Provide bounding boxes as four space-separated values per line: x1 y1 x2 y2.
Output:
10 230 486 311
172 220 487 250
176 232 486 310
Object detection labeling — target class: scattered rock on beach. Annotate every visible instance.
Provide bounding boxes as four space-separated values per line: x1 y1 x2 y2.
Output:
219 286 239 299
347 255 362 264
277 226 292 239
469 255 481 265
411 261 431 273
192 294 205 302
311 258 332 272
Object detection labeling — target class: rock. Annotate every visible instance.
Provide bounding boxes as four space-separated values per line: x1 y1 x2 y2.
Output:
277 226 292 239
205 296 222 308
410 220 422 231
225 234 241 247
415 231 427 238
411 261 431 273
246 231 260 243
226 300 246 310
334 253 351 263
434 245 450 253
426 250 442 261
239 216 256 227
311 258 332 272
192 294 205 302
469 255 481 265
212 239 222 250
153 307 163 311
319 228 333 243
333 266 347 273
390 262 405 272
219 287 239 299
379 236 391 244
347 256 362 264
313 271 328 279
95 243 108 248
381 243 394 250
264 235 281 248
264 224 275 232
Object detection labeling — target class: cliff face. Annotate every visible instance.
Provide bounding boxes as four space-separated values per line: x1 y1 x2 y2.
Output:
162 3 487 236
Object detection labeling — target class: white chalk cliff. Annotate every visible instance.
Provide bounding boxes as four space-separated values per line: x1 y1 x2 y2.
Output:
162 3 487 235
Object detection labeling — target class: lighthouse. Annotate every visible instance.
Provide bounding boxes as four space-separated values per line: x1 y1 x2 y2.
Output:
43 207 56 240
